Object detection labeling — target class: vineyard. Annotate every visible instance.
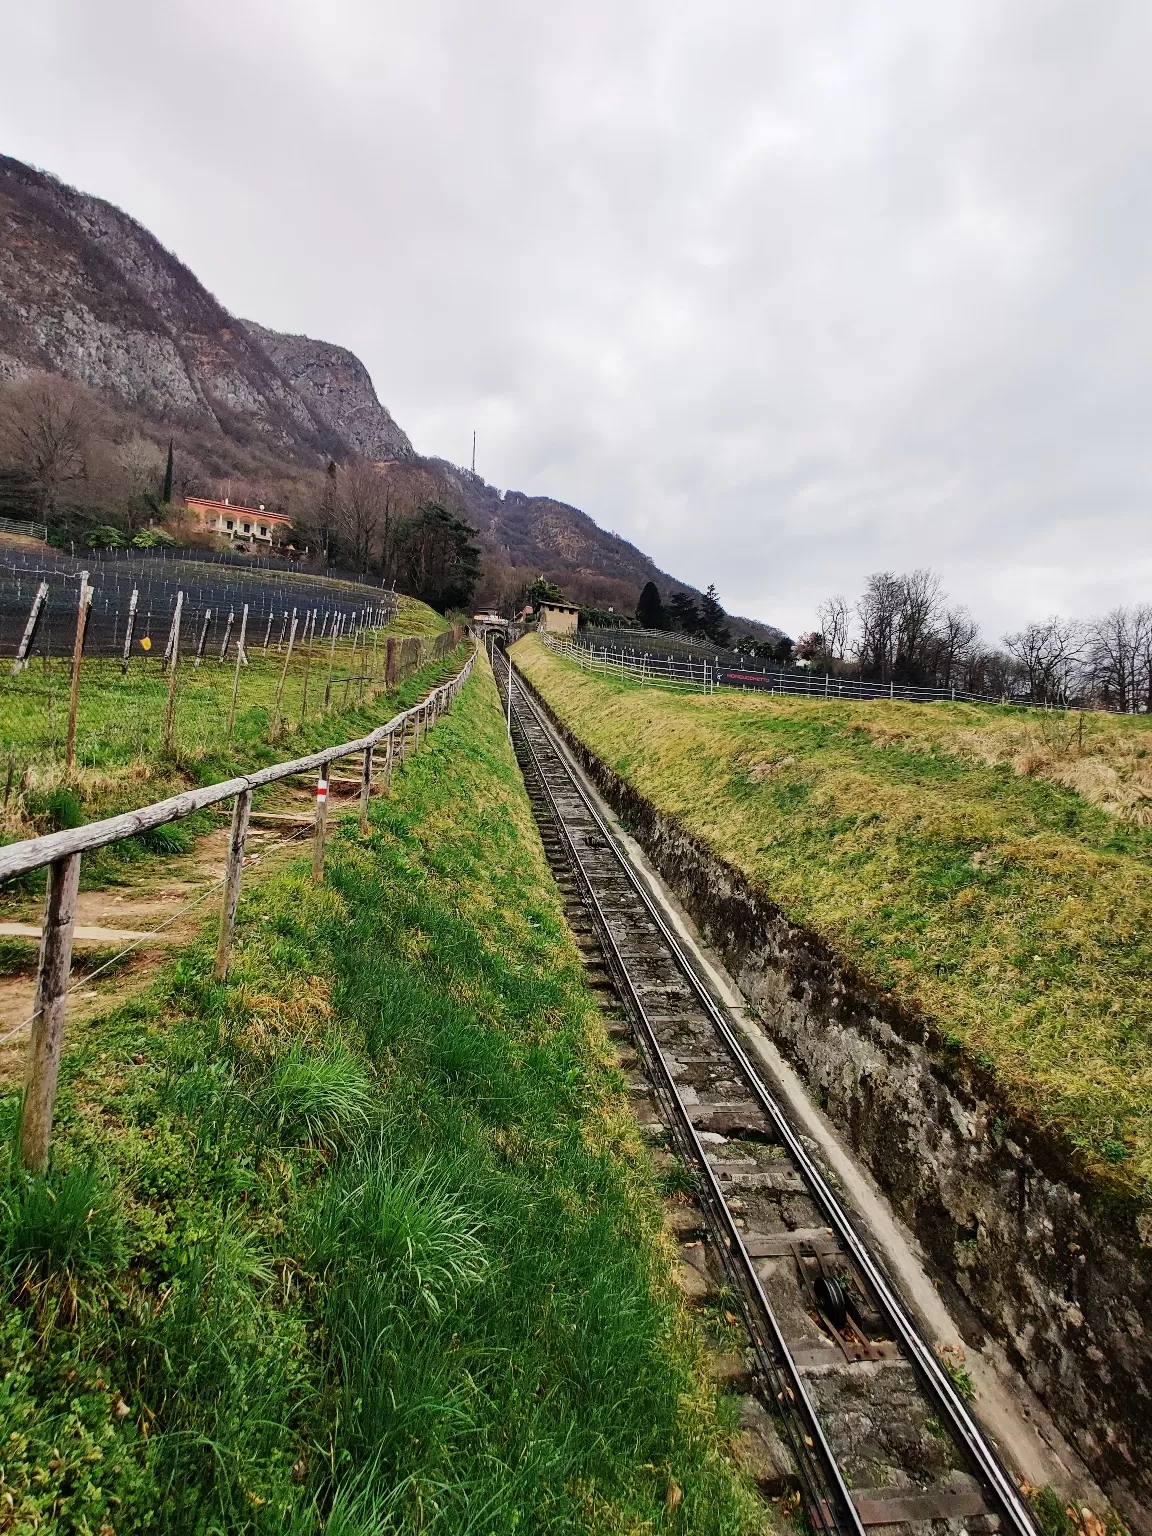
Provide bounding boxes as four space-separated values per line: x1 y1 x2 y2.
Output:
0 542 455 829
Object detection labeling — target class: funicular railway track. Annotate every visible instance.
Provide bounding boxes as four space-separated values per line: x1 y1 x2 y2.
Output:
495 646 1038 1536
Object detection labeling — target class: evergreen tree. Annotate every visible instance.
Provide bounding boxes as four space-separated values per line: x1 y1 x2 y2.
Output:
699 584 731 647
393 500 481 611
667 591 700 634
636 580 665 629
161 440 174 505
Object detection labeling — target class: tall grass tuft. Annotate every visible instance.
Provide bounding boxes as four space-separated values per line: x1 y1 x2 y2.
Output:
258 1041 374 1149
0 1158 125 1283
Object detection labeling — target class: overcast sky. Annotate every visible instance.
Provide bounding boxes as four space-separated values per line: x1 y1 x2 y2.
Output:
3 0 1151 638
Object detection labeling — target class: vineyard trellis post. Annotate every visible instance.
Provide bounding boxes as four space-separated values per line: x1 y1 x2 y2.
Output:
65 575 92 772
11 581 48 677
226 604 250 740
163 591 184 751
272 610 299 735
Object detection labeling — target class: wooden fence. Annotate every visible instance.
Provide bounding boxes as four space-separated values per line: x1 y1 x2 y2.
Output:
1 642 477 1174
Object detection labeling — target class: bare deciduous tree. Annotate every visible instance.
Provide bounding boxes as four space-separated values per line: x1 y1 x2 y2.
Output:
1002 617 1084 706
0 374 93 517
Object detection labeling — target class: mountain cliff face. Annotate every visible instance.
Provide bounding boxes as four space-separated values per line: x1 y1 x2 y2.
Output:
0 153 777 635
240 320 411 461
0 155 409 464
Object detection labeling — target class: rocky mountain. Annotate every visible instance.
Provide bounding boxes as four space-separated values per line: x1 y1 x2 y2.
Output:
239 320 411 461
0 153 778 637
0 154 409 465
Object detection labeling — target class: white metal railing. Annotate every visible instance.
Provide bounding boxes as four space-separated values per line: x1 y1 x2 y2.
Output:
540 633 716 692
2 642 477 1174
541 633 1009 705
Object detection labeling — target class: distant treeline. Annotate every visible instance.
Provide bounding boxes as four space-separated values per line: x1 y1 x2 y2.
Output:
801 570 1152 709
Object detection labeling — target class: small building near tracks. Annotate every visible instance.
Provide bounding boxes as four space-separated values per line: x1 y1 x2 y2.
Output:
537 600 579 636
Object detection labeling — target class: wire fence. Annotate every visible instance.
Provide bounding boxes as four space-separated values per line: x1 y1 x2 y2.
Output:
0 545 395 658
542 634 1003 704
0 543 462 806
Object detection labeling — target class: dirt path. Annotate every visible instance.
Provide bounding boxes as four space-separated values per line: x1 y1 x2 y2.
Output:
0 771 371 1089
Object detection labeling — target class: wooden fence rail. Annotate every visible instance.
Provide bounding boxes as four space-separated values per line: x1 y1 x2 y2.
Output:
5 641 477 1172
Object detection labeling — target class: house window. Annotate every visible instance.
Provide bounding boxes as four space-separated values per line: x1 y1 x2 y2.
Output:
259 525 268 536
242 523 250 533
225 520 234 531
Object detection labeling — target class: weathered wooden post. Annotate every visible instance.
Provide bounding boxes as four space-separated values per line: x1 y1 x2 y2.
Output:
218 608 235 664
342 622 361 709
121 586 139 673
300 609 317 721
323 618 339 710
262 611 274 654
215 789 252 980
11 581 48 677
359 744 373 833
162 591 184 751
64 574 92 773
383 729 394 796
386 636 399 688
20 851 82 1172
226 604 250 740
312 771 330 882
194 608 212 667
272 611 298 735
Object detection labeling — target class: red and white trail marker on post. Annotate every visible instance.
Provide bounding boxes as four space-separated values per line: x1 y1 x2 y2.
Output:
312 773 330 882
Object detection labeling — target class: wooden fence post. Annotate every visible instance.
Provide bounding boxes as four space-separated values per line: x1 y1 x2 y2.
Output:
323 619 339 710
20 851 82 1172
194 608 212 668
11 581 48 677
121 586 139 674
300 609 317 721
226 605 250 740
163 591 184 751
64 575 91 773
359 744 373 833
312 772 330 881
215 789 251 980
272 611 299 735
386 636 399 687
383 730 394 796
218 608 235 664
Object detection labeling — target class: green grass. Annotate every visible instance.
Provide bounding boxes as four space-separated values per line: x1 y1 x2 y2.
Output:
0 655 762 1534
0 594 454 835
513 637 1152 1205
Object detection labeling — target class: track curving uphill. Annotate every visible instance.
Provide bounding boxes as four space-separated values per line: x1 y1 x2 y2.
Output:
495 644 1039 1536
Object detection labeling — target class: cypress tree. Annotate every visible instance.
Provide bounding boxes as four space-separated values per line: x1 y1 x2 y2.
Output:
636 581 665 630
161 440 174 505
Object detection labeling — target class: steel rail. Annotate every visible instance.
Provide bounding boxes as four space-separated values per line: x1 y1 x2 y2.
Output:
500 654 864 1536
506 651 1039 1536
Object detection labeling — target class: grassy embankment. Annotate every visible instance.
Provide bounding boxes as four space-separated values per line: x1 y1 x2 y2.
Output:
0 654 763 1535
513 636 1152 1206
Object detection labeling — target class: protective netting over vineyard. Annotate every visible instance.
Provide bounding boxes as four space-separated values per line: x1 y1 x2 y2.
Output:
0 546 396 659
0 547 463 778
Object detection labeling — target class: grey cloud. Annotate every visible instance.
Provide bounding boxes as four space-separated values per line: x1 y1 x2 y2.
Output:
2 0 1151 639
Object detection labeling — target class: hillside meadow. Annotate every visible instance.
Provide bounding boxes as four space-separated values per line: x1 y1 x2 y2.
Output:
0 653 763 1534
512 637 1152 1205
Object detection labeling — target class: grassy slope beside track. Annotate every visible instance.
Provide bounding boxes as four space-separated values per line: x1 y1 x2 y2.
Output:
0 653 762 1535
512 637 1152 1207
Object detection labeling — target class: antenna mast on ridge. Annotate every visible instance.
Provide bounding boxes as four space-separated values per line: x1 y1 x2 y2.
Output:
471 430 476 474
